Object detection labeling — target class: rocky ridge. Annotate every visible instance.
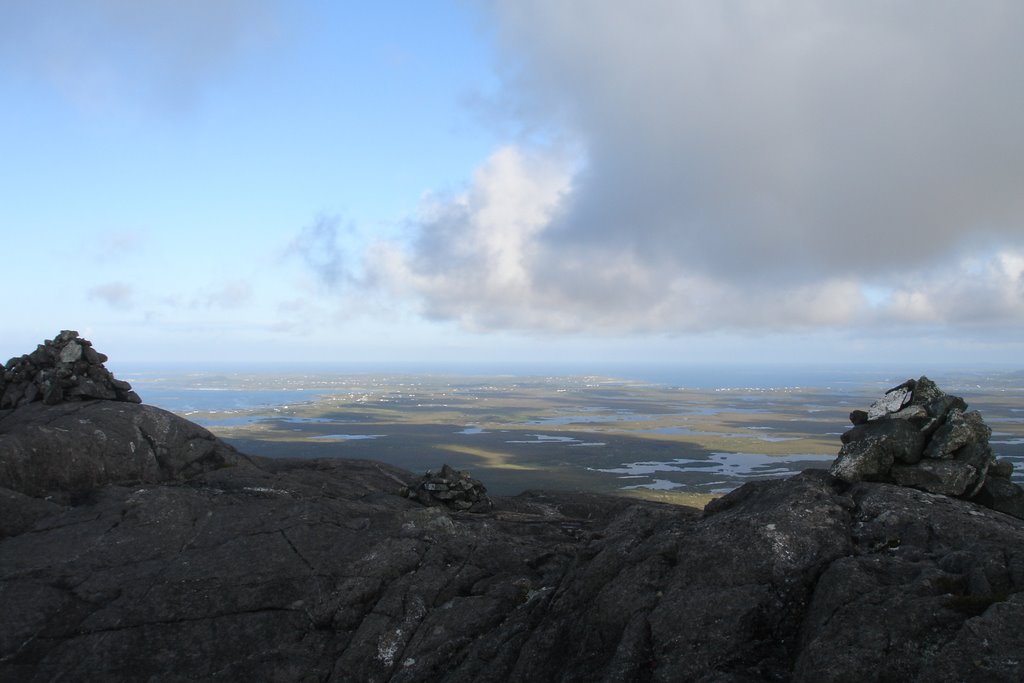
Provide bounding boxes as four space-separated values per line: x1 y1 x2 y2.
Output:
831 376 1024 519
1 338 1023 681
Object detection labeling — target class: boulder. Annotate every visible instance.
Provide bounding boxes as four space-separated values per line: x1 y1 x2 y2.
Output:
891 460 977 496
924 409 992 459
0 400 242 504
908 375 944 406
832 419 926 480
973 476 1024 519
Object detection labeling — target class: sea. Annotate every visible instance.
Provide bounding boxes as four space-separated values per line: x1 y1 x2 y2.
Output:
118 361 1022 411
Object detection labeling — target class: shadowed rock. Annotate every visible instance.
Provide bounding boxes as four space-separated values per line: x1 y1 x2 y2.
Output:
0 401 243 506
2 361 1024 680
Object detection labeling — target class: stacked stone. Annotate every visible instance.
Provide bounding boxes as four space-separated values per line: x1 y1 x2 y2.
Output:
403 463 492 512
830 376 1023 519
0 330 141 409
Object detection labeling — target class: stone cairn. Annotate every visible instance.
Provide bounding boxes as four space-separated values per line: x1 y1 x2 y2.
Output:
402 464 492 512
830 376 1023 519
0 330 141 409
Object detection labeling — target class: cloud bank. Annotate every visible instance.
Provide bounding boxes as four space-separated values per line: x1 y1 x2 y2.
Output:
368 1 1024 335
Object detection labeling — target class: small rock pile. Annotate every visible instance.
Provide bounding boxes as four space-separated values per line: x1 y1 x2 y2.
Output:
402 464 492 512
0 330 140 409
830 376 1024 519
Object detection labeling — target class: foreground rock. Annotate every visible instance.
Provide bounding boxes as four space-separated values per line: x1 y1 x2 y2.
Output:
0 400 242 511
2 404 1023 680
831 376 1024 519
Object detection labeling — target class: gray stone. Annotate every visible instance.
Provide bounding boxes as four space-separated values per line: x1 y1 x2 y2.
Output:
891 460 977 496
831 438 896 481
58 341 82 364
990 459 1015 479
972 476 1024 519
866 383 913 420
887 404 928 422
926 394 968 420
909 375 944 406
953 441 993 497
924 409 992 459
834 419 926 482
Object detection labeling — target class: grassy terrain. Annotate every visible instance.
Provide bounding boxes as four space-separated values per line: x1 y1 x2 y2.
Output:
136 371 1024 502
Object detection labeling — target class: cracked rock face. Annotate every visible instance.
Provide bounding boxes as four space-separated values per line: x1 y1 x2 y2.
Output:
3 458 1024 681
0 400 242 510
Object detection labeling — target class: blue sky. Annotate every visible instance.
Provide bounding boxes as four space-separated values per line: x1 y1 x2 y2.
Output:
2 1 1023 369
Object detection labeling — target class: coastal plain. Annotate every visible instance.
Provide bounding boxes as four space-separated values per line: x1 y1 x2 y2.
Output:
127 369 1024 506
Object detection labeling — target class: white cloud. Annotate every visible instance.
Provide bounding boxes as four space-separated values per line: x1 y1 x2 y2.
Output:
286 215 352 289
362 2 1024 337
204 281 253 309
881 249 1024 325
89 282 135 308
367 145 574 329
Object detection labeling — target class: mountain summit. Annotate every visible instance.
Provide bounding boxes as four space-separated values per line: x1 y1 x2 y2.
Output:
1 335 1022 680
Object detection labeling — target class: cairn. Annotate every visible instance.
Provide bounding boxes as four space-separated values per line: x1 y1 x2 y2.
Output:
0 330 140 409
830 376 1023 519
403 464 492 512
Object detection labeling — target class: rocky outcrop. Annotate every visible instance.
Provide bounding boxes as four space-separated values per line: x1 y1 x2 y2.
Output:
402 463 492 511
831 376 1024 519
0 330 140 408
2 363 1024 680
0 400 243 511
2 459 1023 681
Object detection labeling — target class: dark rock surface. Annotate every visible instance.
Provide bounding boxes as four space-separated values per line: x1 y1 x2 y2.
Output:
0 400 242 507
831 376 1024 519
2 400 1024 681
2 349 1024 682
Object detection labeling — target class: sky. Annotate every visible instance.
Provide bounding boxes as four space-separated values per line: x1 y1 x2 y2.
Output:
2 1 1023 370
